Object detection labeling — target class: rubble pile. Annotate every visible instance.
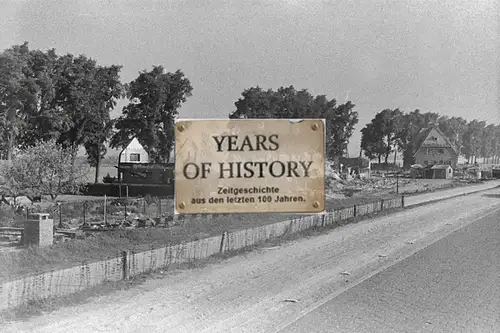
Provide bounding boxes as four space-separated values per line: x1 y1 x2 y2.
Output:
326 175 411 198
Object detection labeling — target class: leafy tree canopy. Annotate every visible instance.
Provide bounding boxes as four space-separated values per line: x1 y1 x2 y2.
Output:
110 66 193 163
229 85 359 161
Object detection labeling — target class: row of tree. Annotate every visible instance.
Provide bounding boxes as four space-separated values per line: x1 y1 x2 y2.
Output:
0 43 361 186
361 109 499 167
0 42 193 183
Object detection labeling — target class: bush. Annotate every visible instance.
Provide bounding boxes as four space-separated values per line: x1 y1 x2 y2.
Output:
102 173 117 184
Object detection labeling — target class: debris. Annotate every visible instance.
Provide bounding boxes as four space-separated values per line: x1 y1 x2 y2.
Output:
340 271 351 276
405 241 414 245
262 246 280 250
377 254 387 258
283 299 300 303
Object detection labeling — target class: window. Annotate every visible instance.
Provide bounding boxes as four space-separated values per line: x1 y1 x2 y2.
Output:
129 153 140 162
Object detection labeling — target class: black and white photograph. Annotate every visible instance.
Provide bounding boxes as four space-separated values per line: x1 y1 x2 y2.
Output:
0 0 499 332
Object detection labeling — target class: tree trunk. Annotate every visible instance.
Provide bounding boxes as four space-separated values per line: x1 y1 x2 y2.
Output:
378 155 381 164
393 147 397 164
94 155 101 183
6 130 14 161
384 153 389 164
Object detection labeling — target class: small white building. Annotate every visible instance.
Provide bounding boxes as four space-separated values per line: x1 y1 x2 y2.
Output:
119 138 149 164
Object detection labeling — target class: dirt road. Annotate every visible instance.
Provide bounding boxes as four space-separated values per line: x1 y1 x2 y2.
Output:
3 188 500 333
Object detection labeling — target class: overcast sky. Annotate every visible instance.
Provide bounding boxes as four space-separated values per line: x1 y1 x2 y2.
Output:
1 0 499 156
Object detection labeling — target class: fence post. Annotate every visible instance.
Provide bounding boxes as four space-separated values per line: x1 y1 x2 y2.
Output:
220 231 228 253
58 203 62 228
381 199 384 212
159 198 162 217
124 199 127 221
122 251 129 280
353 205 357 217
321 214 326 227
401 195 405 208
104 194 107 226
83 202 86 226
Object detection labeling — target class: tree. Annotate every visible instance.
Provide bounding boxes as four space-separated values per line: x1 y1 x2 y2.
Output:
437 116 468 159
0 42 36 160
0 139 89 200
229 85 359 162
82 65 124 183
370 109 405 163
361 122 386 162
462 120 486 163
110 67 193 163
481 124 496 163
0 43 125 168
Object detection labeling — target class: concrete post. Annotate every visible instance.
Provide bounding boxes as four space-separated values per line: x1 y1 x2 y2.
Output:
24 213 53 247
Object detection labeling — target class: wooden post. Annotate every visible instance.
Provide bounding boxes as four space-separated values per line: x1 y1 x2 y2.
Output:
396 173 399 194
83 202 86 225
159 198 162 217
353 205 357 217
104 194 107 225
122 251 129 280
126 185 129 199
59 204 62 228
401 195 405 208
381 199 384 212
220 231 228 253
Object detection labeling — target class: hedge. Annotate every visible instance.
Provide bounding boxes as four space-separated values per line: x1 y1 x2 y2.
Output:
80 183 174 198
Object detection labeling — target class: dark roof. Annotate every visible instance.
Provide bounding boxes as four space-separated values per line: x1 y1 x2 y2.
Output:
413 127 432 152
413 126 457 156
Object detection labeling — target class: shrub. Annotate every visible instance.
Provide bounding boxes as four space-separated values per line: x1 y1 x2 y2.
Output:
102 173 117 184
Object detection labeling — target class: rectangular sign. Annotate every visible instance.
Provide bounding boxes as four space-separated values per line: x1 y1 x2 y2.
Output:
174 119 325 214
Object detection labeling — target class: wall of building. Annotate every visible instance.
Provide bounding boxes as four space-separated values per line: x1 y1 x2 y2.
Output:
415 147 457 167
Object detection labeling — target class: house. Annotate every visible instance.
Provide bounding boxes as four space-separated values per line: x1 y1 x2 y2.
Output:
413 126 458 167
118 138 149 164
431 164 453 179
116 138 175 185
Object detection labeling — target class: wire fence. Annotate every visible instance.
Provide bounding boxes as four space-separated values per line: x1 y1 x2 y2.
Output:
23 197 175 229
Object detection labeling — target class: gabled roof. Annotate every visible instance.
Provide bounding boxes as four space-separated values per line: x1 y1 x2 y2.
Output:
413 127 433 152
413 125 457 157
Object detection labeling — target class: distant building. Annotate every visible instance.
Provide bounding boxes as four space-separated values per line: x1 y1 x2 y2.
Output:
431 164 454 179
116 138 174 185
413 126 458 167
118 138 149 164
